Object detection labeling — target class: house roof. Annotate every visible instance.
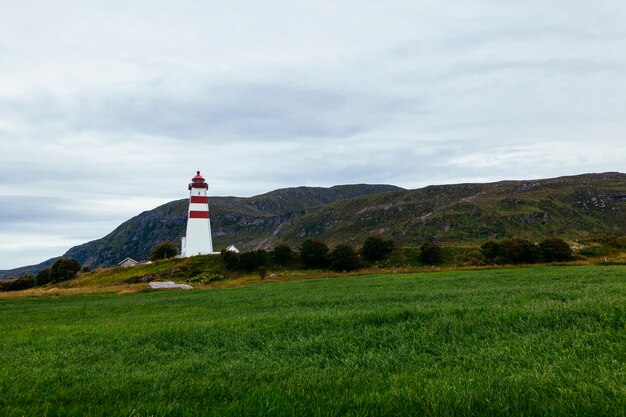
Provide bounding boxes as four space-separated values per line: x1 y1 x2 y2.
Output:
225 244 240 253
117 257 138 266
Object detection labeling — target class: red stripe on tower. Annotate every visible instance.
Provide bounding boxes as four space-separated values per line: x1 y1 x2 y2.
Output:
189 210 210 219
190 196 209 204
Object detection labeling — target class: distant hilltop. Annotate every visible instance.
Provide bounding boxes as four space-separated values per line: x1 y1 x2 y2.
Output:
2 173 626 279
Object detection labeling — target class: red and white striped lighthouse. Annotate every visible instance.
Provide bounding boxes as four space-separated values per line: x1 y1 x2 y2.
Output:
181 170 214 257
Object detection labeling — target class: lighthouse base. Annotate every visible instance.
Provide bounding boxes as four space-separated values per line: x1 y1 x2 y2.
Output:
181 236 216 258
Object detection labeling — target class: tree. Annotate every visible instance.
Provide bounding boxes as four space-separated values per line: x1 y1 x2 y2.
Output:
329 244 361 272
500 239 539 264
49 258 82 282
481 241 504 264
0 274 36 292
299 239 329 269
19 274 36 289
361 236 396 263
36 268 52 285
538 238 573 262
420 242 444 265
150 241 178 261
220 249 240 270
238 250 269 272
272 244 293 266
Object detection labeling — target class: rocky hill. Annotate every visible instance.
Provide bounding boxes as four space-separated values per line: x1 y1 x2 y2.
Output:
277 172 626 247
0 184 402 278
62 184 404 267
2 173 626 278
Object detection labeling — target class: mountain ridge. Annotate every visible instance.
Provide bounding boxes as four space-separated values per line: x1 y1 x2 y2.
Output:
2 173 626 279
0 184 403 278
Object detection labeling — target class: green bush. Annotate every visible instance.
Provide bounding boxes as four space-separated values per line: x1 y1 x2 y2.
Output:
538 238 573 262
238 250 269 272
482 239 540 264
420 242 444 265
49 258 82 283
187 272 228 284
299 239 329 269
329 244 361 272
272 244 293 266
150 242 178 261
36 268 52 285
361 236 396 263
605 236 626 249
221 249 240 270
481 241 505 264
0 274 36 292
500 239 539 264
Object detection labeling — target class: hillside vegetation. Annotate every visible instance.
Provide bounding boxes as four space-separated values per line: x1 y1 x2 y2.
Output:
284 172 626 246
1 266 624 416
4 233 626 298
3 172 626 277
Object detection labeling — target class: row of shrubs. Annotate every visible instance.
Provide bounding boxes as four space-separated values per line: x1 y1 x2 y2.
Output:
481 238 573 264
220 237 444 274
220 237 575 275
0 236 578 292
0 258 87 292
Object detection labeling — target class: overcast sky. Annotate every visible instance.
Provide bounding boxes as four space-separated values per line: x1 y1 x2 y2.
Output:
1 1 625 270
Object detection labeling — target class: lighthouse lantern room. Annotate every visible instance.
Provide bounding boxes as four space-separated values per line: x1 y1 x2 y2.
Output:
181 171 214 257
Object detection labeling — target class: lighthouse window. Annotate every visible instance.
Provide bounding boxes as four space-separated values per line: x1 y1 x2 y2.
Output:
198 192 200 195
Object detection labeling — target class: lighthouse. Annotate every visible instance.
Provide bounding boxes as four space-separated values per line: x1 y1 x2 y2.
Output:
181 171 214 257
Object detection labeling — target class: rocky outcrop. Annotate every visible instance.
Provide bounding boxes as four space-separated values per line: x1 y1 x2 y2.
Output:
147 281 193 290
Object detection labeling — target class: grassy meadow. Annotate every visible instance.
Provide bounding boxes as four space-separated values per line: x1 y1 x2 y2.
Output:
1 265 624 416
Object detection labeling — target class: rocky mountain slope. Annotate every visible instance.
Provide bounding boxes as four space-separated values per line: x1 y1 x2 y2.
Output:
2 173 626 278
63 184 404 267
277 172 626 247
0 184 402 278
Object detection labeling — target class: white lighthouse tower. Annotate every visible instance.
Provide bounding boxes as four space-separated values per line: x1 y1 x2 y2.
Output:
181 170 214 257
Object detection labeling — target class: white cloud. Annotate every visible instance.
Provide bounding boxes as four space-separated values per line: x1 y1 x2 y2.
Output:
1 0 625 269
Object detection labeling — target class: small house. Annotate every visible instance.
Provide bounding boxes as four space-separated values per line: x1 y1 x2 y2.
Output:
117 257 139 268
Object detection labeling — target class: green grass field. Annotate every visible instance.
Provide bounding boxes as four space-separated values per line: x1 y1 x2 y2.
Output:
1 266 624 416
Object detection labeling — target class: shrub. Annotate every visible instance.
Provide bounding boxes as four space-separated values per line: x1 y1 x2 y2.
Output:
272 244 293 266
481 241 505 264
150 242 178 261
420 242 444 265
187 272 228 284
361 236 396 263
238 250 269 272
81 266 91 273
482 239 540 264
299 239 329 269
49 258 82 282
539 238 573 262
0 274 36 292
221 249 240 270
500 239 539 264
36 268 52 285
329 244 361 272
605 236 626 249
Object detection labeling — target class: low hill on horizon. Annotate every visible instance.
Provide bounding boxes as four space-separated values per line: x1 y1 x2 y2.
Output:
2 172 626 279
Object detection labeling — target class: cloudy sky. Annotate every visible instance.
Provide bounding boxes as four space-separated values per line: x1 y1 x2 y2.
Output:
1 0 625 269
